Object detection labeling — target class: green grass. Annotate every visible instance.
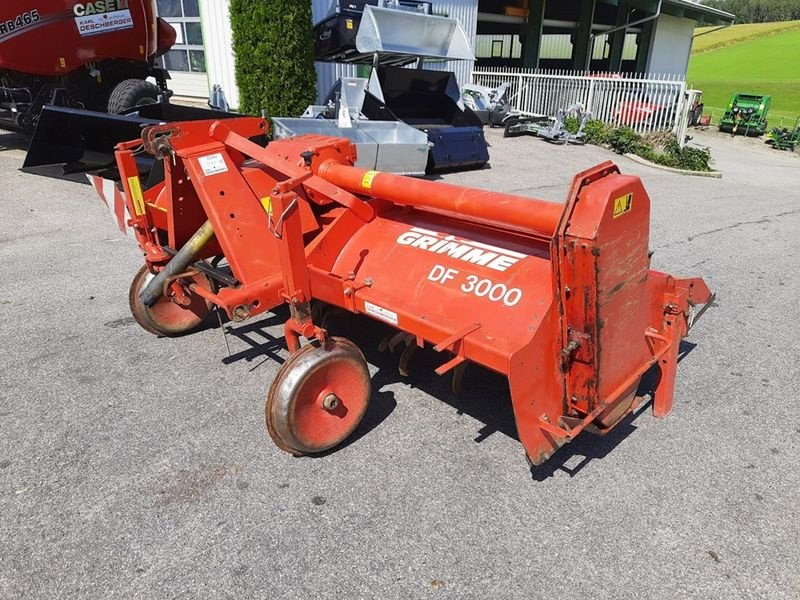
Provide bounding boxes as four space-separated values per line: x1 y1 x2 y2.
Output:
692 20 800 54
687 24 800 124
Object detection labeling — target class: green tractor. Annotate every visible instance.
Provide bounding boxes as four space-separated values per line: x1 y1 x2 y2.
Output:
765 117 800 151
718 93 771 136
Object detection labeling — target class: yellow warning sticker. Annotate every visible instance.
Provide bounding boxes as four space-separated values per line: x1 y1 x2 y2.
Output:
613 193 633 218
361 170 379 190
346 19 354 30
260 196 272 216
127 176 146 216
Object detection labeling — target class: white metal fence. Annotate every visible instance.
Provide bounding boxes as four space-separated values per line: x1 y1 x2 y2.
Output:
472 68 687 136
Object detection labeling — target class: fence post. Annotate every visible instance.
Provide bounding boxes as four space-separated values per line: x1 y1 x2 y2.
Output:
586 76 596 114
673 80 687 147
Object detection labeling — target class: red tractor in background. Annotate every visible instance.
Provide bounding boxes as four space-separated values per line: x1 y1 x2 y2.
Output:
0 0 176 131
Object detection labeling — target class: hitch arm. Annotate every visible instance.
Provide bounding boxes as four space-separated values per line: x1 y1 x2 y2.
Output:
209 122 375 223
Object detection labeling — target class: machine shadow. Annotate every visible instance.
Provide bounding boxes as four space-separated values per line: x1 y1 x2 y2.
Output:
216 307 698 476
528 339 698 481
0 132 29 152
422 161 493 182
324 311 520 446
217 306 289 368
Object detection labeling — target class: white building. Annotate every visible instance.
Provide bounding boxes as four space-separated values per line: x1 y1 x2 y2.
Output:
155 0 733 110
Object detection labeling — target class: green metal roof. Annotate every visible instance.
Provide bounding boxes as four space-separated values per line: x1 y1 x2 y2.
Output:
599 0 735 25
663 0 735 25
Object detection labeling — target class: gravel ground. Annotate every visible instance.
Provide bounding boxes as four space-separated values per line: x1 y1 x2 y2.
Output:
0 126 798 600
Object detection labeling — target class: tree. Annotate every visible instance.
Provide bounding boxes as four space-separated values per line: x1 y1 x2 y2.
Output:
229 0 317 116
702 0 800 23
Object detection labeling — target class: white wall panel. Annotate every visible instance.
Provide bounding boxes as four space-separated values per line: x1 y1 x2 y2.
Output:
168 72 212 99
200 0 239 108
647 14 695 76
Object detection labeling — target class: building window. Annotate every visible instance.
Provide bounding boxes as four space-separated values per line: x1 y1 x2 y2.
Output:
491 40 503 58
476 35 522 60
539 34 573 60
156 0 206 73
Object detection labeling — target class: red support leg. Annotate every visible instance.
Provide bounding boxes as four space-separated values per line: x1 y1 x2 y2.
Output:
284 322 302 354
653 320 685 418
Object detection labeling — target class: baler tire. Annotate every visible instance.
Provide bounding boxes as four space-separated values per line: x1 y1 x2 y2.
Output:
108 79 160 114
266 337 371 456
128 265 214 337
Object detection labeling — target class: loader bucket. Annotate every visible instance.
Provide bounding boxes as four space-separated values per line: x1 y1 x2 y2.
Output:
272 117 430 175
22 106 159 184
314 2 474 65
365 67 488 172
356 5 474 61
22 103 236 184
371 67 481 126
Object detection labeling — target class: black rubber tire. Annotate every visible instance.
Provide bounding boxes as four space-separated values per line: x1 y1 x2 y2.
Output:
107 79 160 114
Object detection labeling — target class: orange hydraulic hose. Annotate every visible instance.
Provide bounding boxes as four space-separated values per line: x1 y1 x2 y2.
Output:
316 161 563 239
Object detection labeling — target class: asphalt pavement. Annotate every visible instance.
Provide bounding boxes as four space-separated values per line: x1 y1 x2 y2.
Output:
0 126 798 599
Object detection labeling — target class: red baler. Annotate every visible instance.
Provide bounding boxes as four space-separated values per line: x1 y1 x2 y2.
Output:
0 0 175 130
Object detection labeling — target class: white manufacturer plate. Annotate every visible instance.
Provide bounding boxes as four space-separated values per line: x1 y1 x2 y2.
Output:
364 301 398 326
75 10 134 37
197 153 228 176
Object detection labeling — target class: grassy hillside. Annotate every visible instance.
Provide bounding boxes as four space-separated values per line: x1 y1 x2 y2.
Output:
693 19 800 54
687 23 800 123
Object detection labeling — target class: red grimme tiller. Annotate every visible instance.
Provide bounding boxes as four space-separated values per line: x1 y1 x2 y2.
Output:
107 116 713 466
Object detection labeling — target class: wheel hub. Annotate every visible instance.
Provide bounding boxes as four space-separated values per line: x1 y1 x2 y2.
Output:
321 393 340 412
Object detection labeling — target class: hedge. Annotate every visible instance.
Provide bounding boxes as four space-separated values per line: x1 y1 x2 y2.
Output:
563 118 714 172
230 0 317 117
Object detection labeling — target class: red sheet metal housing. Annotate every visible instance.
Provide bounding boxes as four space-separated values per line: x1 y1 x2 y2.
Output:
0 0 168 75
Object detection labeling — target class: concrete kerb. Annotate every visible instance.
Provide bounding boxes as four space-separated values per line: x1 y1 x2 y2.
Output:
623 152 723 178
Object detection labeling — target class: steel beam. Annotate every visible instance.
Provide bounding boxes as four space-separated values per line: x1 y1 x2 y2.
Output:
635 18 655 73
608 0 629 72
572 0 596 70
522 0 546 68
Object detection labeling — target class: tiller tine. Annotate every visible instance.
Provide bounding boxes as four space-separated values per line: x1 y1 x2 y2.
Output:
389 332 414 354
451 362 468 394
398 340 417 377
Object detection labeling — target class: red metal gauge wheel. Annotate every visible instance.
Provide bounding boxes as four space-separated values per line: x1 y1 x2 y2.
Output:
266 337 371 455
128 265 213 337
